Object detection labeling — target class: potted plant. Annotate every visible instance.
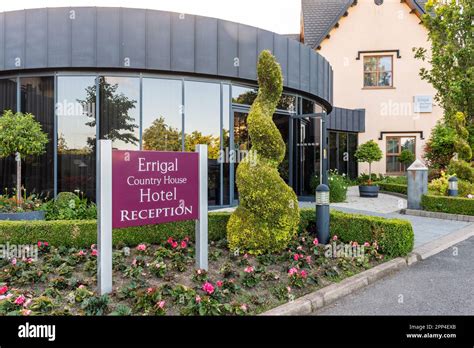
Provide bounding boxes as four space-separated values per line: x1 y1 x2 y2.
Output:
0 110 49 220
354 140 383 197
399 149 415 171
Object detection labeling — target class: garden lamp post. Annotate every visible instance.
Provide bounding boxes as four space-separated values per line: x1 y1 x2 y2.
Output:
448 176 458 197
315 184 330 244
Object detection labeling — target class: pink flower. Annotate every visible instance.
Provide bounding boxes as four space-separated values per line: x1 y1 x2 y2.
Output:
11 258 17 266
184 236 190 242
195 295 201 303
157 300 166 309
352 241 359 247
14 295 26 305
136 244 147 251
26 258 33 264
240 304 248 312
363 242 370 247
300 270 308 278
288 267 298 276
197 269 202 275
305 256 312 264
90 244 96 250
21 309 31 316
313 238 319 245
0 286 8 295
37 241 42 247
44 242 49 247
216 281 223 288
78 285 85 289
287 286 292 293
333 235 338 241
91 249 98 257
244 266 254 273
180 240 187 248
243 253 249 259
23 299 32 308
297 246 303 251
78 250 86 256
147 287 154 294
202 282 215 295
293 254 300 261
171 241 178 249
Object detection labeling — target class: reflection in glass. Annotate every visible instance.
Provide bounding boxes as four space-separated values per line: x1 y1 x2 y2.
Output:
232 84 296 112
0 78 18 193
338 132 348 175
142 78 183 151
57 76 97 199
185 81 221 206
222 84 230 205
20 77 55 197
233 111 248 200
91 76 140 150
348 133 358 179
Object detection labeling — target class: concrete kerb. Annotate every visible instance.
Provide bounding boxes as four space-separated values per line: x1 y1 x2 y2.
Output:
262 224 474 315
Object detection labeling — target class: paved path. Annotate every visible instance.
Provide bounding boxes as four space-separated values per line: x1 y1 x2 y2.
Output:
312 236 474 315
299 186 471 248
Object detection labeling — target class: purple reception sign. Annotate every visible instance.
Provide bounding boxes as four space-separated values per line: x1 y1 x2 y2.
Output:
112 150 199 228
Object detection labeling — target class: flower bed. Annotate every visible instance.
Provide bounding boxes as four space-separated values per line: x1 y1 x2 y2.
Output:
0 234 387 316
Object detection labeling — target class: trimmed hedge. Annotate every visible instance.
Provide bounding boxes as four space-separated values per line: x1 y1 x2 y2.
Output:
300 209 414 257
421 195 474 216
0 213 230 248
378 183 408 195
0 209 414 257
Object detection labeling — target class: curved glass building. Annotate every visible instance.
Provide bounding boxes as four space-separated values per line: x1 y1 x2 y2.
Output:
0 7 339 207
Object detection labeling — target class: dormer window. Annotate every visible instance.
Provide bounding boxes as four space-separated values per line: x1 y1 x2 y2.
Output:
363 55 393 88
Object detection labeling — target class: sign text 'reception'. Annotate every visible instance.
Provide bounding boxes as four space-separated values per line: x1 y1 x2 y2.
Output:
112 150 199 228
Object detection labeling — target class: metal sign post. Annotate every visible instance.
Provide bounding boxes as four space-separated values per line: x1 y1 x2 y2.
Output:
195 144 208 270
97 139 113 295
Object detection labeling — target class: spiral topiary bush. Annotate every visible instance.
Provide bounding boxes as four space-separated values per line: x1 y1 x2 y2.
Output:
227 50 300 255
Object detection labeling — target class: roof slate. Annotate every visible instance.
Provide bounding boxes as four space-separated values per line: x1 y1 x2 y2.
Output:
302 0 428 48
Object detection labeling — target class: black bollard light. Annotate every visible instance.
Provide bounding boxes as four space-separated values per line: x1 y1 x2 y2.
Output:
448 175 458 196
315 184 330 244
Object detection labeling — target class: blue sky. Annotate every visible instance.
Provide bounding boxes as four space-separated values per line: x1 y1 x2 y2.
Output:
1 0 302 34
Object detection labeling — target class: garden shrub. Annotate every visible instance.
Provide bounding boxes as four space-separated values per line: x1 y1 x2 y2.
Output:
227 50 299 255
378 183 407 195
421 195 474 216
42 192 97 221
0 209 414 257
429 171 474 197
447 159 474 182
0 212 230 247
327 170 349 203
299 209 414 257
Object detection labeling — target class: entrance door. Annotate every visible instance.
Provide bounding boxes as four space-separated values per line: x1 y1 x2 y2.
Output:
293 117 321 196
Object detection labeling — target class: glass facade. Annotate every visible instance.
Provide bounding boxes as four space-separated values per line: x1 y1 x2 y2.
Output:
0 78 17 194
20 77 55 197
0 73 328 206
57 76 96 197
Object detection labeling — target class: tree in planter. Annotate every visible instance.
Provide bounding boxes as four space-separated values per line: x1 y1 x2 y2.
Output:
399 149 415 170
227 50 300 255
0 110 49 205
354 140 383 185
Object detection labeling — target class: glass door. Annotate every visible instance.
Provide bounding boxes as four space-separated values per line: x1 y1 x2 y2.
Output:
293 117 321 196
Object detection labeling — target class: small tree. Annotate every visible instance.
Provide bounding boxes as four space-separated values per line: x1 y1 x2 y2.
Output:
354 140 383 185
0 110 49 205
399 149 415 169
